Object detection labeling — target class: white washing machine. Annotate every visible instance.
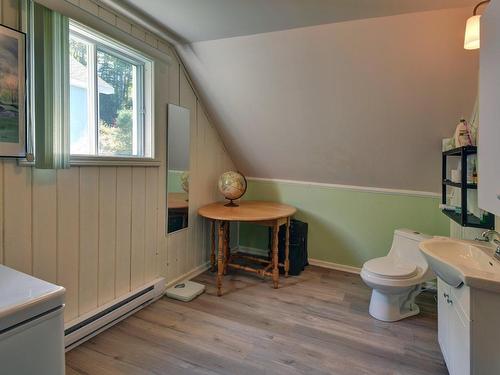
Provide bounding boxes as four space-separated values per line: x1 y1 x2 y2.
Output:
0 264 65 375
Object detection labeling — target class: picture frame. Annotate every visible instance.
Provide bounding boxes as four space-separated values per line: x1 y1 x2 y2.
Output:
0 24 26 158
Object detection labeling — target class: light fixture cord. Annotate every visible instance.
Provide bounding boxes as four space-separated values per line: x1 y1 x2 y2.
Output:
473 0 491 15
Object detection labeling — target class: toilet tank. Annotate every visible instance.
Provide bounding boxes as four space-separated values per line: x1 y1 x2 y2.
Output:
389 229 431 270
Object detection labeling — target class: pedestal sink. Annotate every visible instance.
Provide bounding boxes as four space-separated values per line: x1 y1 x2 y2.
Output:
419 237 500 374
419 237 500 293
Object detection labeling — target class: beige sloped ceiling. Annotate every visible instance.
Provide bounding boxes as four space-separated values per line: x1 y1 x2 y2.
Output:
176 7 478 193
123 0 477 43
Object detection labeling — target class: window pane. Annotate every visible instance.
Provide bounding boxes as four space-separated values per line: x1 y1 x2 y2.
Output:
69 36 91 154
97 49 138 156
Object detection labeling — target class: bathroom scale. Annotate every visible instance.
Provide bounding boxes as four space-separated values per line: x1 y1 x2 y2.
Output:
165 281 205 302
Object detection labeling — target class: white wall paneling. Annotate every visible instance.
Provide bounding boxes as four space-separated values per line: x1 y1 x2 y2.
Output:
130 167 146 289
145 167 160 281
32 169 57 284
180 70 197 272
166 67 236 282
79 167 99 315
0 0 235 324
98 167 117 306
57 167 80 321
4 162 32 275
115 167 133 297
169 60 181 106
450 221 483 241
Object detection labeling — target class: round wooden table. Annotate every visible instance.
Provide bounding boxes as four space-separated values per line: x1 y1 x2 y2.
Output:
168 192 189 209
198 201 296 296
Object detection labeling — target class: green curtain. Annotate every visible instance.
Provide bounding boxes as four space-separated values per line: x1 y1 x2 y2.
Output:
32 2 70 169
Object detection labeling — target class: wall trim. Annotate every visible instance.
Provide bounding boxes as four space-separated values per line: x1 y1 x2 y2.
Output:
246 176 440 198
308 259 361 274
165 262 210 289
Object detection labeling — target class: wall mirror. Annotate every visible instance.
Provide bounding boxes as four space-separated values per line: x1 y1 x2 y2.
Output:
167 104 190 234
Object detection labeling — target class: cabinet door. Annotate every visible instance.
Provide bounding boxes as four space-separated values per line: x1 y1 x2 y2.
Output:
479 1 500 216
448 298 471 375
437 278 450 363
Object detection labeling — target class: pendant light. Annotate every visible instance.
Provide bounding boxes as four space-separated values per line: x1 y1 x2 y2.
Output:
464 0 491 50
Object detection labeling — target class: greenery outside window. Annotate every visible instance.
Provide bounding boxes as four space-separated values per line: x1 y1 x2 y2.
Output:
69 21 154 159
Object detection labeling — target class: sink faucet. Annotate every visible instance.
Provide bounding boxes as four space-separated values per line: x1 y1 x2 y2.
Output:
476 230 500 260
495 239 500 260
478 230 500 241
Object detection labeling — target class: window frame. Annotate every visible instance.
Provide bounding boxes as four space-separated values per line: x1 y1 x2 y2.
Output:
68 20 156 163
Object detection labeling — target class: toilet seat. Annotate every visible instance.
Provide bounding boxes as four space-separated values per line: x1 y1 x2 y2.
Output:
363 257 418 279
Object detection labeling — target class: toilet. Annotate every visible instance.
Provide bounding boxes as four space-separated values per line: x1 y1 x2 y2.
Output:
361 229 434 322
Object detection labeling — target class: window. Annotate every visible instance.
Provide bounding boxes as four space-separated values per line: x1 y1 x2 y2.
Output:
69 21 153 158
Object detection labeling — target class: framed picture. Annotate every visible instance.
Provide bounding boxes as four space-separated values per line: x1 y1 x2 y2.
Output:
0 24 26 157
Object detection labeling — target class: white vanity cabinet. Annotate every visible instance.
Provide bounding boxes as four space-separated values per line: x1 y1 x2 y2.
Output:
437 278 470 375
437 278 500 375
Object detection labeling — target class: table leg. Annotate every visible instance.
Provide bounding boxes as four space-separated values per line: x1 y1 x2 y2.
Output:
217 221 225 296
272 221 279 289
285 217 290 278
224 221 230 275
210 220 216 272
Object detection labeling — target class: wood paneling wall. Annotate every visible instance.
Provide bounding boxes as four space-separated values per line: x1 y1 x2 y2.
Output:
0 0 234 323
165 68 235 282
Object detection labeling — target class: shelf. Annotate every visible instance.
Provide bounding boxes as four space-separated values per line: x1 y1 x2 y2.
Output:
443 180 477 189
442 209 495 230
443 145 477 157
441 145 493 229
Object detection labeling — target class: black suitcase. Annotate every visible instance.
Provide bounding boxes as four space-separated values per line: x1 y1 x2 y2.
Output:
268 219 308 276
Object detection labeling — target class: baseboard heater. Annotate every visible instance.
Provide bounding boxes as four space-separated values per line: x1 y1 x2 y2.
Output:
64 277 165 351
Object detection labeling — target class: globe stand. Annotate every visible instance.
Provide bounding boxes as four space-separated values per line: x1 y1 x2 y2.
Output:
224 199 239 207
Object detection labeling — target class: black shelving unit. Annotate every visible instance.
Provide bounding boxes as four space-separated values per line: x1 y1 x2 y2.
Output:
442 146 495 229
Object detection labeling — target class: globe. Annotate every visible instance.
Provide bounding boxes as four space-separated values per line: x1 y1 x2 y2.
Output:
218 171 247 206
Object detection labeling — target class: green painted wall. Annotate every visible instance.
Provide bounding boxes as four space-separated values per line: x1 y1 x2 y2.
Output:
167 170 186 193
239 179 450 268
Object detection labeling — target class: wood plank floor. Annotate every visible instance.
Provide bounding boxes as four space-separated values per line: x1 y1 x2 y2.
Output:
66 266 448 375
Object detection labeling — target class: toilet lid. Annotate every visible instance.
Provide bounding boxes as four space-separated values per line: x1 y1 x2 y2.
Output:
363 257 418 279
